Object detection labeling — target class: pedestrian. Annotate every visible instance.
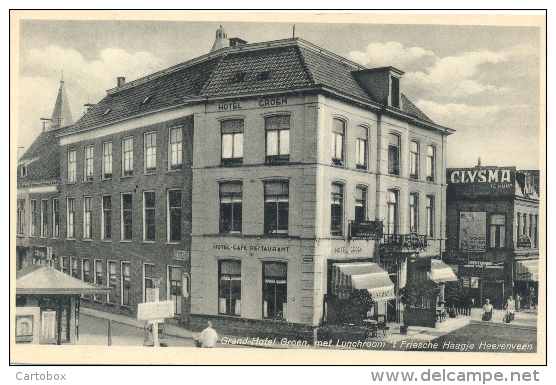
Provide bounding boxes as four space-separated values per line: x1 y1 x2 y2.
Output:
482 299 493 321
515 293 521 312
530 287 536 309
504 296 515 322
198 320 218 348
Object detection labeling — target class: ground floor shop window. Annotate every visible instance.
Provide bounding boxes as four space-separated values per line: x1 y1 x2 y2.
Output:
168 266 182 315
218 260 241 315
107 260 117 304
263 262 287 320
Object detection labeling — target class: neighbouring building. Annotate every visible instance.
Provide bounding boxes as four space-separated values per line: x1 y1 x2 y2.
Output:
16 27 455 334
16 79 72 270
445 162 540 309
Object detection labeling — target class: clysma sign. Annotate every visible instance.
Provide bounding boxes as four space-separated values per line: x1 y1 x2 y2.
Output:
447 167 516 196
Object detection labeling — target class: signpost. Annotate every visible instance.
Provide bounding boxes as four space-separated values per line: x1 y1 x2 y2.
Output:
137 282 174 347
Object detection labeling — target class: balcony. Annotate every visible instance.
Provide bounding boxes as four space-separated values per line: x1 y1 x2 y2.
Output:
381 234 428 251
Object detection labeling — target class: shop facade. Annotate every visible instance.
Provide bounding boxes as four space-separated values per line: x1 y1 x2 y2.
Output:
445 165 540 309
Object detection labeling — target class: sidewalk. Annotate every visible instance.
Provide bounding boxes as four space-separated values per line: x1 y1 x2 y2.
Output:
80 307 475 349
468 308 538 329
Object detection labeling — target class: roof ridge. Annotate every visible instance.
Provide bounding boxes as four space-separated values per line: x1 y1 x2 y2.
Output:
293 45 316 86
199 54 227 96
295 38 366 70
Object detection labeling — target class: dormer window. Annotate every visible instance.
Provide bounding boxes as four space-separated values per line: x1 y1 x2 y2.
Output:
20 165 27 177
258 71 271 81
233 72 247 83
391 76 400 109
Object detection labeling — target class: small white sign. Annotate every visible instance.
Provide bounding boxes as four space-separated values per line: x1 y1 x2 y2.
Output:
137 300 175 321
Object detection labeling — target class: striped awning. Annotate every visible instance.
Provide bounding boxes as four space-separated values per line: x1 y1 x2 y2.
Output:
331 262 395 301
428 259 458 283
515 259 539 282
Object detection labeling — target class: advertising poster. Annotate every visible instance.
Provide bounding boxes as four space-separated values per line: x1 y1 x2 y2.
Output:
459 212 486 252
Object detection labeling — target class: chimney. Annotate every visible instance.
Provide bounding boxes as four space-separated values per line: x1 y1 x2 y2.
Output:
117 77 126 87
229 37 248 47
352 67 404 109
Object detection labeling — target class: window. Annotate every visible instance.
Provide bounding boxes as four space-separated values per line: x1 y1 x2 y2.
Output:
258 71 271 81
107 261 117 304
143 263 156 302
410 141 419 179
391 76 400 108
168 266 182 315
220 182 242 234
355 186 367 223
143 192 156 241
102 195 112 240
60 256 69 274
67 198 75 238
332 119 345 166
17 200 25 235
387 190 399 235
84 145 94 181
489 214 506 248
356 126 368 170
20 165 27 177
144 132 157 173
83 197 93 239
265 115 290 164
52 198 60 238
264 180 289 234
218 260 241 315
122 137 133 177
169 127 183 170
426 145 435 181
82 258 91 284
233 72 246 83
94 260 105 301
121 262 131 306
121 193 133 240
426 195 435 238
102 142 113 179
71 257 79 279
221 119 244 165
40 200 48 237
168 189 182 242
522 213 527 237
263 262 287 320
534 215 538 248
516 212 521 236
388 133 400 175
529 214 533 239
67 149 76 183
331 183 344 236
409 193 419 234
30 200 36 236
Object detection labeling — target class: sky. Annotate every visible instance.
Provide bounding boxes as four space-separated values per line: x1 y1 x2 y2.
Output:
16 16 543 169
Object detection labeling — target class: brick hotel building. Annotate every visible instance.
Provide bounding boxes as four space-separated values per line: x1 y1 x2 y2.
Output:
17 27 455 332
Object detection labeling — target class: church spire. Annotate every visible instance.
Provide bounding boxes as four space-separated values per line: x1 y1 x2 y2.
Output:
49 74 73 130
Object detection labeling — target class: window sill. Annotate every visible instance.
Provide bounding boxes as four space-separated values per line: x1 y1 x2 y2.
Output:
166 242 181 245
83 180 94 184
105 302 117 307
120 240 133 243
101 178 113 181
40 236 47 239
82 239 93 242
52 237 59 240
141 241 156 244
167 168 183 173
16 234 25 238
263 233 290 238
143 172 156 176
121 175 133 179
66 238 76 241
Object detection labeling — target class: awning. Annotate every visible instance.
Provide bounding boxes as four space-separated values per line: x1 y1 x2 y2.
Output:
428 259 458 283
515 259 539 282
331 262 395 300
16 265 112 295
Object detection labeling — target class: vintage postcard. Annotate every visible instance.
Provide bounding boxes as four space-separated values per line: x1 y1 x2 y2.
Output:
10 10 546 366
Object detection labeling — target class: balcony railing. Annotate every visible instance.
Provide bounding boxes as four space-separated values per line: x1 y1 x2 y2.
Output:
381 234 428 250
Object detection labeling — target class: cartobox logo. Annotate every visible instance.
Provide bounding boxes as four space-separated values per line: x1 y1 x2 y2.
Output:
16 372 66 381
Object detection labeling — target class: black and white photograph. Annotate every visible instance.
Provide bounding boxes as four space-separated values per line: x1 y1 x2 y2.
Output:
10 10 545 366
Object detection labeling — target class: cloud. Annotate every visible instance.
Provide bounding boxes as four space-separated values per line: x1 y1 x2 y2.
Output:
348 41 437 69
18 45 167 149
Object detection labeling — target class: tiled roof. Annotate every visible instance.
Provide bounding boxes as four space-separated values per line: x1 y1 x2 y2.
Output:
66 57 221 134
200 46 313 96
62 38 437 135
18 128 61 185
